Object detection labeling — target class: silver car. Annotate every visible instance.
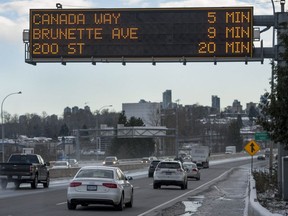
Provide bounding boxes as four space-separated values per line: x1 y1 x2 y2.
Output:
67 166 133 211
51 160 70 169
103 156 119 166
153 161 187 190
183 162 200 180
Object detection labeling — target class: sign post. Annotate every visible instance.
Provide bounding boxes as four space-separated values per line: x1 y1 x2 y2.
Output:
244 140 261 170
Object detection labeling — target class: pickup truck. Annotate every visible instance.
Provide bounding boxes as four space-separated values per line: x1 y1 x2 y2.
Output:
0 153 50 189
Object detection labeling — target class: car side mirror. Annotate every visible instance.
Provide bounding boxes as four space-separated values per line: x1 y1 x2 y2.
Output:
45 162 50 166
126 176 133 181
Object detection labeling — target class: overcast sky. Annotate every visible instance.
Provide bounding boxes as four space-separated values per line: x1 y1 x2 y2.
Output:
0 0 283 117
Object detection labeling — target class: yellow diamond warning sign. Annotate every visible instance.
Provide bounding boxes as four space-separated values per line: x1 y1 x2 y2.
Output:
244 140 260 156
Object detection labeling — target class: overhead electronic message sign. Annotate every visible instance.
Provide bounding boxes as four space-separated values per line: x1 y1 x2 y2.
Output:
29 7 253 62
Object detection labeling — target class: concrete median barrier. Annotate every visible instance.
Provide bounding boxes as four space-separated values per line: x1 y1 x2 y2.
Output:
49 163 149 178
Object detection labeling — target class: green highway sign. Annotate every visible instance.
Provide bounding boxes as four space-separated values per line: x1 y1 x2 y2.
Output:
254 132 270 141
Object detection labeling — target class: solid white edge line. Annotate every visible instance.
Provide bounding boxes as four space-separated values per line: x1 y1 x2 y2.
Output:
137 168 233 216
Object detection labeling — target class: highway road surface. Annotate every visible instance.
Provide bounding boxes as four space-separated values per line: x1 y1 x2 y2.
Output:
0 156 268 216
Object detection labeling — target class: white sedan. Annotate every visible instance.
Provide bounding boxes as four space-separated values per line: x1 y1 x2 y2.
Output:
51 161 70 169
67 166 133 211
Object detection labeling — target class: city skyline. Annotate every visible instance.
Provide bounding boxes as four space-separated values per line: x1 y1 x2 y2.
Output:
0 0 279 116
64 92 254 116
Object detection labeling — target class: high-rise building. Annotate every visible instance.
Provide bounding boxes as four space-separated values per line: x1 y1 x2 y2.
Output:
163 90 172 109
232 99 243 113
246 102 257 114
211 95 220 112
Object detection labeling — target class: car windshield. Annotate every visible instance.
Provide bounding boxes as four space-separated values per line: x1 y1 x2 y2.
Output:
76 169 114 179
183 163 196 169
54 161 67 166
105 157 116 161
68 159 77 163
158 162 180 169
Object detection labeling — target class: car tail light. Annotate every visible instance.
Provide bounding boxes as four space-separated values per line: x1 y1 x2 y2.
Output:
103 183 118 188
70 181 82 187
192 168 198 172
29 165 34 173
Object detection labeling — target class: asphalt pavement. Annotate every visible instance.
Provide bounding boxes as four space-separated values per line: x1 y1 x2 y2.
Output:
155 167 250 216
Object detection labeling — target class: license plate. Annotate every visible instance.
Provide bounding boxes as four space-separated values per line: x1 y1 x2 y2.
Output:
87 185 97 191
165 172 172 175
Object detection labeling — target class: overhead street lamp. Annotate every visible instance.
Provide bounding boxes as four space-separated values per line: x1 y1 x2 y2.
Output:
95 105 112 158
1 91 22 162
96 105 113 129
161 101 180 158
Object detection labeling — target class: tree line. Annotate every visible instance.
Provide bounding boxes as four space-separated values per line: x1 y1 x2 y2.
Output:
1 104 253 157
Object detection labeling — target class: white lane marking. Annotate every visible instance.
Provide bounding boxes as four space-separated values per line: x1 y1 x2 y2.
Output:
137 168 233 216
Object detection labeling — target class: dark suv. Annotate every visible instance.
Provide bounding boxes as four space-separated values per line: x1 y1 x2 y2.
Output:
148 160 161 177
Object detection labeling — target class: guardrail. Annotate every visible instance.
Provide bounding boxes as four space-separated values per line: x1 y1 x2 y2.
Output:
248 174 282 216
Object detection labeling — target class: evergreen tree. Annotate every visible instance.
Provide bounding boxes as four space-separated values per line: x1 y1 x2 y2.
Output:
257 31 288 149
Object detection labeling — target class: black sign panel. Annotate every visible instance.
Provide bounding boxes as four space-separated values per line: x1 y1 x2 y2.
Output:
29 7 253 60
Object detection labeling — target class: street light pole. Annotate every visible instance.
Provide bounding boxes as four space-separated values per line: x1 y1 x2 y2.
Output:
96 105 112 159
175 105 179 158
270 0 276 181
1 91 22 162
175 99 180 158
96 105 113 130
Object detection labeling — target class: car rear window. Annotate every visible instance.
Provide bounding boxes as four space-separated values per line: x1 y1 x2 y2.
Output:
105 157 116 161
183 163 196 169
8 155 38 163
77 169 114 179
151 161 160 166
158 162 180 169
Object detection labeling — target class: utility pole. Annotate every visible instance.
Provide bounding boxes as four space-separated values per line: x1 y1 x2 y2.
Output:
275 0 288 199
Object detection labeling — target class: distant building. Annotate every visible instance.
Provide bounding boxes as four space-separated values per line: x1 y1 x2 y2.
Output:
232 99 243 113
122 100 161 126
246 102 257 113
211 95 220 112
162 90 172 109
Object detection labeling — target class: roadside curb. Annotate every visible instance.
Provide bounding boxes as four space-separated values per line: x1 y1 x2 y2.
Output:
248 174 282 216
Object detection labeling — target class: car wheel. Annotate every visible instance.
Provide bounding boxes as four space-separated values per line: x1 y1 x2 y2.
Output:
67 201 77 210
125 191 133 208
181 182 186 190
43 175 50 188
1 179 8 189
31 174 38 189
115 194 124 211
153 183 159 189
